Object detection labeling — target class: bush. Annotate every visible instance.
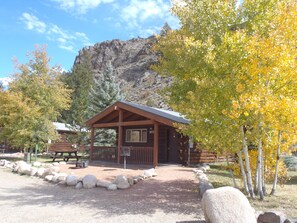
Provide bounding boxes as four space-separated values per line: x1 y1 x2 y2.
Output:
284 156 297 171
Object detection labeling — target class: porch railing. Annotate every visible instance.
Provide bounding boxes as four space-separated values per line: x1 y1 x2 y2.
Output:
126 147 153 165
92 146 116 162
91 146 153 164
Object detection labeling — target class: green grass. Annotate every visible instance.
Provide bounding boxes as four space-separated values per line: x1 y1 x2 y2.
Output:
207 163 297 219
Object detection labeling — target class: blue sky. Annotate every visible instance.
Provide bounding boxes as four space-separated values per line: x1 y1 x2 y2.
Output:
0 0 179 84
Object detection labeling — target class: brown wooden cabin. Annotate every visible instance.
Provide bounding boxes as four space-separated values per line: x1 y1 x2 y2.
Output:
86 101 225 167
48 122 76 153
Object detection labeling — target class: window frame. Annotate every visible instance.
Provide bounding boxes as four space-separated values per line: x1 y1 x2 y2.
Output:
125 128 148 143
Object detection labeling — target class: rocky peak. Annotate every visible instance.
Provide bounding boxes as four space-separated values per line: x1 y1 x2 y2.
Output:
74 36 171 109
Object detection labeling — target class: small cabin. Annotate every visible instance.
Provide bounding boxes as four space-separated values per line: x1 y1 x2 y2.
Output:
86 101 222 167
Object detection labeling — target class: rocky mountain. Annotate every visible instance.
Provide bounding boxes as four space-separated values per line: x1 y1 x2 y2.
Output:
74 36 172 109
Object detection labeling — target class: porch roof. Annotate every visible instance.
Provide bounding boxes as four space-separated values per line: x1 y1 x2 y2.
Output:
85 101 189 128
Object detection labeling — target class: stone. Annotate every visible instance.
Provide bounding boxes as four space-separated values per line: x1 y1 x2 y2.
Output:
127 177 134 186
82 174 97 189
198 181 214 198
57 173 68 182
51 174 59 183
5 162 14 169
32 162 42 167
114 175 130 189
144 168 157 178
0 159 9 166
257 211 287 223
75 182 83 189
17 162 31 175
52 162 59 166
30 167 38 176
59 161 67 165
41 168 51 178
45 163 53 168
107 184 117 191
37 168 46 177
45 175 54 181
49 166 60 175
66 175 78 186
202 186 256 223
96 180 112 188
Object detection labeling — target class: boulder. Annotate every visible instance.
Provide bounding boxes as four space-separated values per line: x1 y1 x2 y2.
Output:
30 167 38 176
32 162 42 167
75 182 83 189
198 182 214 198
127 177 134 186
0 159 9 166
257 211 287 223
41 168 52 178
59 161 67 165
96 180 112 188
144 168 157 178
114 175 130 189
82 175 97 189
37 168 46 177
5 162 14 169
57 173 68 182
107 184 117 191
51 174 59 183
17 162 31 175
49 166 60 175
66 175 78 186
45 175 54 181
52 162 59 166
202 186 256 223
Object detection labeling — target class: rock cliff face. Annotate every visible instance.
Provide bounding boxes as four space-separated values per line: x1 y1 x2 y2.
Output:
74 36 171 109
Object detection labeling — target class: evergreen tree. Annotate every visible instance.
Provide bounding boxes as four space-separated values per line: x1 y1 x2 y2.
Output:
89 61 121 146
60 52 93 149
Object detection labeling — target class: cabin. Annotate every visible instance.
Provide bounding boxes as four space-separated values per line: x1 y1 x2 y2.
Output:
86 101 220 167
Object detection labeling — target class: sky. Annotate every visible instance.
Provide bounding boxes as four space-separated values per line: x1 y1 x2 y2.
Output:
0 0 179 84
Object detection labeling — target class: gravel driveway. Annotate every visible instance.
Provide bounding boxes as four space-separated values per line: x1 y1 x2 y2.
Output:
0 164 205 223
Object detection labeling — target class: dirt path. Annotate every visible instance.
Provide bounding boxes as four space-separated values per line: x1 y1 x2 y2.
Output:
0 165 205 223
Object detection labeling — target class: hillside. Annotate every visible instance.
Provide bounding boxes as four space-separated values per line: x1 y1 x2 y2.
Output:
74 36 172 109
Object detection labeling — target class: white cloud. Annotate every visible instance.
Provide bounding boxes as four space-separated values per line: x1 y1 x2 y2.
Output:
20 12 92 53
119 0 179 37
121 0 171 28
20 13 47 33
0 77 13 87
51 0 114 14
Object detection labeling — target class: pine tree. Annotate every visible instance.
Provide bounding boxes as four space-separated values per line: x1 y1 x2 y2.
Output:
89 61 121 146
60 52 93 149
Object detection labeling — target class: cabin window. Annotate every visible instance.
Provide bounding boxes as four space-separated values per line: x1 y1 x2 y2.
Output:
125 129 147 143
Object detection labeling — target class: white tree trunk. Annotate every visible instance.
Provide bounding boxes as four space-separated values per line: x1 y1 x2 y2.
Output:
257 136 264 200
241 126 254 198
238 150 249 194
271 130 282 195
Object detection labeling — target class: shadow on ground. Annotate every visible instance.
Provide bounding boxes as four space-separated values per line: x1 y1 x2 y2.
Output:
0 169 204 221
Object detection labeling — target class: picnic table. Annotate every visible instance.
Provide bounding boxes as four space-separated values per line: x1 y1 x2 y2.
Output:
51 150 81 162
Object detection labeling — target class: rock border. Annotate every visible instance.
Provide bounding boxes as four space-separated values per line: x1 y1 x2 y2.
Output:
0 159 157 191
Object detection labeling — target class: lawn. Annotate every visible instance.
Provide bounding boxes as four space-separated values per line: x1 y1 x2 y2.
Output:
207 163 297 218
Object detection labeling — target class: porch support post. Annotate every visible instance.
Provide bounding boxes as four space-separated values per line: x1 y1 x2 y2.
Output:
117 109 123 164
90 127 95 161
153 123 159 167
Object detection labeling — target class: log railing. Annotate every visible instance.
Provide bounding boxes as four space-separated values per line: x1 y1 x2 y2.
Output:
92 146 153 164
92 146 116 162
125 147 153 165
